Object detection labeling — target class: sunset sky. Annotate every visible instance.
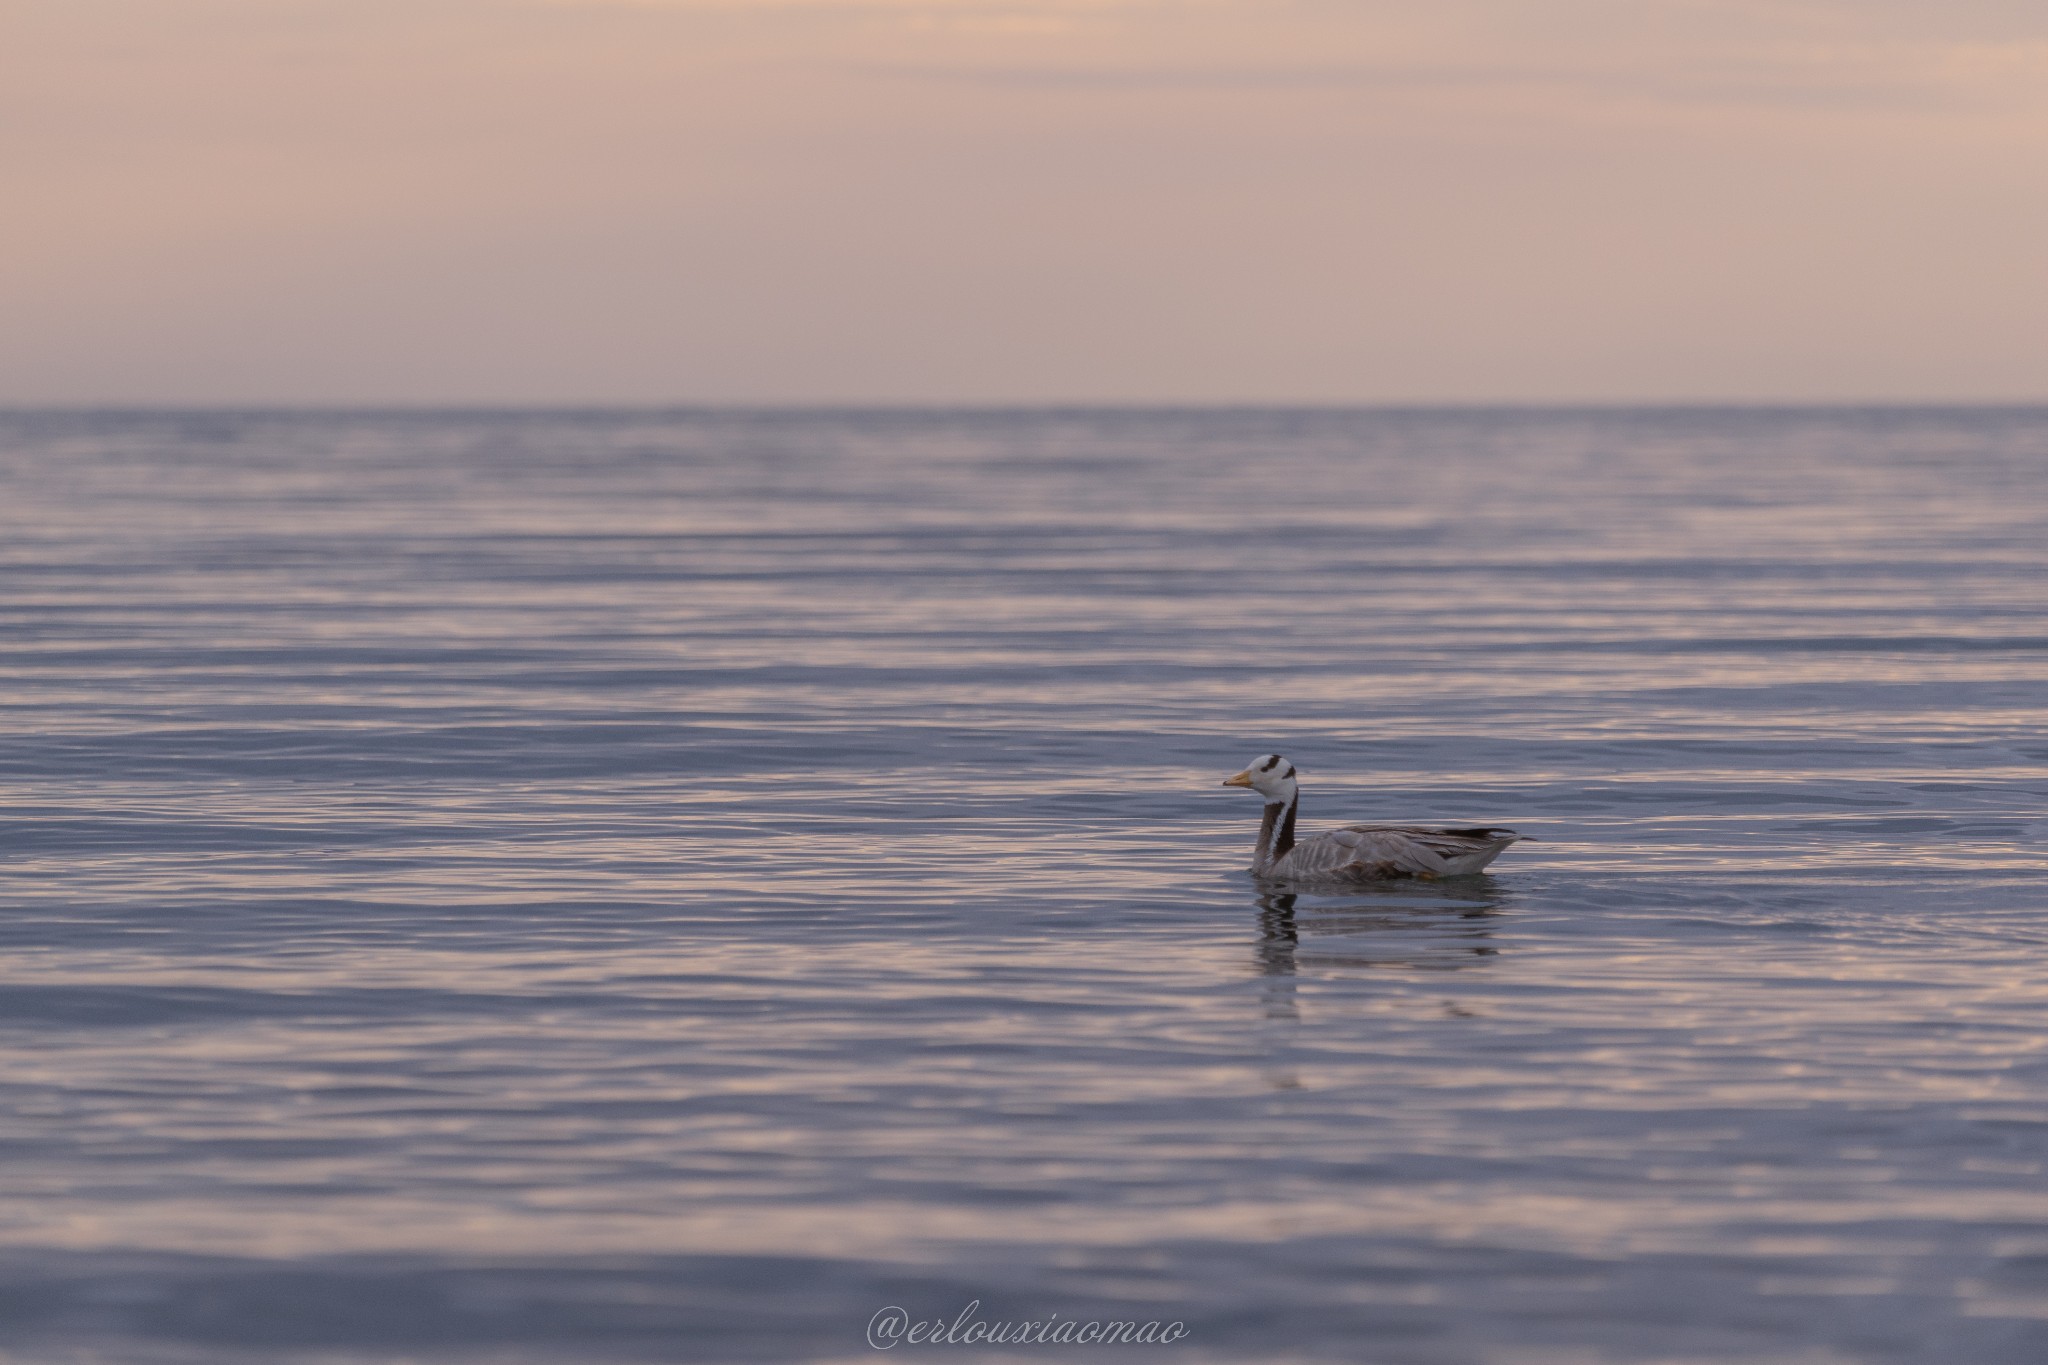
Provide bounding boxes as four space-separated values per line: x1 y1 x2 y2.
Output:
6 0 2046 404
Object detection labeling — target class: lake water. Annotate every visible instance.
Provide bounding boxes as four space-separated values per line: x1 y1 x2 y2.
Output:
1 408 2045 1363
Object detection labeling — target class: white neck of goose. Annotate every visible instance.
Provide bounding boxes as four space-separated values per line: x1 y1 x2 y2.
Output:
1254 784 1300 872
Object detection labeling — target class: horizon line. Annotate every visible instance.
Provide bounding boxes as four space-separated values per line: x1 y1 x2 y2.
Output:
7 399 2048 416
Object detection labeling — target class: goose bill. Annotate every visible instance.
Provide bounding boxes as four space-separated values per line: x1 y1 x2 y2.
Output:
1221 771 1255 788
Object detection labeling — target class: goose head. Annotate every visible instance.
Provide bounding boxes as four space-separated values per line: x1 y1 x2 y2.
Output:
1222 754 1299 803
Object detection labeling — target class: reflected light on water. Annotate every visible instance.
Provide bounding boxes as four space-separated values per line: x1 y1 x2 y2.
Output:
1 409 2046 1359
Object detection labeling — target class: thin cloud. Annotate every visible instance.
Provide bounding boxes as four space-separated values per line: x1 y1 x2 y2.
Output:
530 0 1186 10
865 45 2044 114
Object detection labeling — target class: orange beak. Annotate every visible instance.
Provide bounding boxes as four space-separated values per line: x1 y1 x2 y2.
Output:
1221 771 1254 788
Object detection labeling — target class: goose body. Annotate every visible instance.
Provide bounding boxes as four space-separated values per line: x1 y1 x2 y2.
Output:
1223 754 1527 883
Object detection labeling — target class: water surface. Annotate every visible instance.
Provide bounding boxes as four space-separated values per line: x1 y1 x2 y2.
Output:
1 408 2046 1362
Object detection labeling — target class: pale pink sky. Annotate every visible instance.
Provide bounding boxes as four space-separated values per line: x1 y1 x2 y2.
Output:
5 0 2046 403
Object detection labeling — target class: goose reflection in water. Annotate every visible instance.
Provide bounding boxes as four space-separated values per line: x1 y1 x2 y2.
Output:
1254 884 1508 1031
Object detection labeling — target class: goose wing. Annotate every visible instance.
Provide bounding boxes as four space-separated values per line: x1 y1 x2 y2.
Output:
1276 825 1525 881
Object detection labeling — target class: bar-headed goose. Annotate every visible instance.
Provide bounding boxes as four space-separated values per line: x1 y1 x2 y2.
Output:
1222 754 1527 882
